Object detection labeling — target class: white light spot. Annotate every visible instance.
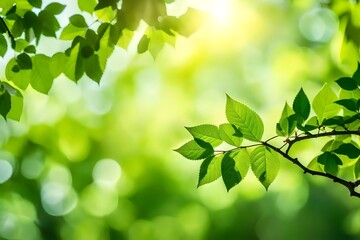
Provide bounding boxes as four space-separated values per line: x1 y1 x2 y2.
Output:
299 8 338 42
93 159 121 187
41 182 78 216
0 160 13 183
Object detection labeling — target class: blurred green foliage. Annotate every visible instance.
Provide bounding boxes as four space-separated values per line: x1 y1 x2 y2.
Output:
0 0 359 239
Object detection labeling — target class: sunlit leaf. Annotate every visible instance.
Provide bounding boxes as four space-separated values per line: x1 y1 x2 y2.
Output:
78 0 97 13
355 159 360 179
50 52 66 78
97 26 114 72
95 0 117 10
85 54 103 83
175 139 213 160
198 155 222 187
31 54 54 94
308 157 324 172
2 82 22 97
221 149 249 191
276 102 296 136
250 146 280 190
44 2 66 15
186 124 222 147
60 23 87 40
225 95 263 142
15 39 30 52
312 84 340 124
117 28 134 49
6 95 23 121
5 58 31 90
218 123 243 147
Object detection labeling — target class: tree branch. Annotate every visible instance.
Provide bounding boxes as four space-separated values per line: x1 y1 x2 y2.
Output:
0 17 14 39
261 129 360 198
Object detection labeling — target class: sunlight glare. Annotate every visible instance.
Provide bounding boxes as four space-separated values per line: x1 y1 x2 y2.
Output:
208 0 232 28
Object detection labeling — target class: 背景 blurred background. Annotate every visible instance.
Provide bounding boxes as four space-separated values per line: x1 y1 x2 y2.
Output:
0 0 360 239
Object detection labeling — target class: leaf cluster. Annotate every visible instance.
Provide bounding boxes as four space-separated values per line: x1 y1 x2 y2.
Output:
0 0 205 121
177 64 360 197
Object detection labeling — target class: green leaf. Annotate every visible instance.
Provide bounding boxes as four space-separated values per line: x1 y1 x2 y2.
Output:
78 0 97 13
85 54 103 83
6 95 23 121
50 52 66 78
5 58 31 90
307 157 324 172
322 116 345 127
0 34 7 57
137 35 150 54
2 82 22 97
317 152 342 176
221 149 249 191
293 88 310 122
334 143 360 159
69 14 88 28
24 45 36 54
63 44 83 82
355 159 360 179
38 10 60 37
250 146 280 190
218 123 243 147
11 18 24 38
117 28 134 49
0 19 6 33
97 26 114 72
276 102 296 136
334 98 358 112
60 23 87 40
175 139 213 160
17 53 32 69
95 0 117 10
301 116 319 131
176 8 205 36
81 45 94 58
353 63 360 85
312 84 340 124
44 2 66 15
28 0 42 8
198 155 222 187
0 90 11 119
335 77 358 91
186 124 222 147
225 95 264 142
15 39 30 53
31 54 54 94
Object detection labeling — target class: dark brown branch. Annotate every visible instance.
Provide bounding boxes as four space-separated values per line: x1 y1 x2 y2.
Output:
261 130 360 198
0 17 14 39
